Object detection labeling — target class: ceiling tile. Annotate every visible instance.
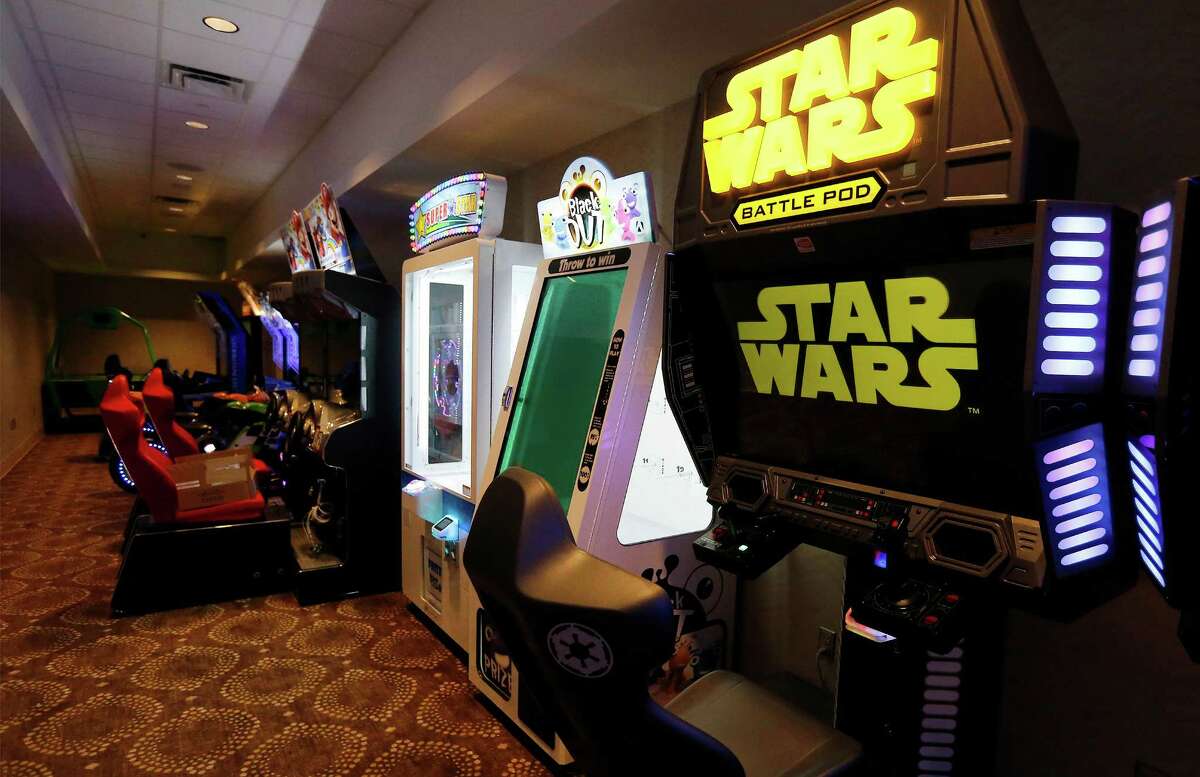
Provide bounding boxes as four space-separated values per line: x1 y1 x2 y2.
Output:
88 160 152 179
70 111 154 137
157 85 248 122
293 27 383 76
28 0 158 58
23 28 49 60
33 59 58 91
63 91 156 122
281 58 359 98
273 21 313 59
311 0 411 46
42 34 157 82
73 128 151 152
160 28 271 82
79 143 152 163
162 0 287 55
257 55 301 87
288 0 324 26
8 0 36 28
222 0 298 19
64 0 160 25
53 65 157 105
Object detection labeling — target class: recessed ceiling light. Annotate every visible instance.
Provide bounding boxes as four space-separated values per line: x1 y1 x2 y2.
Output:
164 227 177 233
184 120 209 130
175 174 193 182
203 16 239 33
169 206 184 213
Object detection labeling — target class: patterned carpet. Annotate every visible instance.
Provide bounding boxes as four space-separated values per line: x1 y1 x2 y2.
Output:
0 434 551 777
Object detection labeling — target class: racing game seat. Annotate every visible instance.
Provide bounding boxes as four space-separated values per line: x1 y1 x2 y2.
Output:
101 375 292 616
464 468 862 777
101 374 264 524
143 367 273 483
142 368 201 458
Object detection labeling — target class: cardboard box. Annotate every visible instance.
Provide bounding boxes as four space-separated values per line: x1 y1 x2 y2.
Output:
173 447 257 511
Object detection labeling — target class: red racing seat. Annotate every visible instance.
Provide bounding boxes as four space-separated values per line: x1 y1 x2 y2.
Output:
100 375 264 525
143 367 273 481
143 368 200 458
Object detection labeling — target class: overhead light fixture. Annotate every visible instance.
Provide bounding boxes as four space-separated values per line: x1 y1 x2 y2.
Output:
203 16 239 33
169 206 184 213
175 174 193 182
184 120 209 130
164 227 177 233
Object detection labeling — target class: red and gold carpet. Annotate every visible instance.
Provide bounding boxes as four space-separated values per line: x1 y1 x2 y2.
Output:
0 434 551 777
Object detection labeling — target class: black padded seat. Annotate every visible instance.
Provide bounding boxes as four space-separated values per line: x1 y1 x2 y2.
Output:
464 467 861 777
665 670 862 777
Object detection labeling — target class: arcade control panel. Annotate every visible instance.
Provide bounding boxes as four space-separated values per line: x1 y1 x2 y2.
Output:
695 456 1046 591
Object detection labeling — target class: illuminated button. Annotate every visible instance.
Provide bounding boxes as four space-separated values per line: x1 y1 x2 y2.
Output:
922 615 940 626
943 594 960 605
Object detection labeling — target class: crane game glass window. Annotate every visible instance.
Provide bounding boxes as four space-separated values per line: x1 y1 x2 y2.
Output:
497 268 627 513
404 257 474 494
680 220 1039 519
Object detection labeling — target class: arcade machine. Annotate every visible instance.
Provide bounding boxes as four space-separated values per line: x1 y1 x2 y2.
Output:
194 290 248 393
283 183 402 601
1119 176 1199 661
467 157 734 764
399 173 540 649
238 281 299 389
665 1 1134 772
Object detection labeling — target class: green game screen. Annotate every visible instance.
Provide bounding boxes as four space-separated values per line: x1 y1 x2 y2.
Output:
496 268 627 512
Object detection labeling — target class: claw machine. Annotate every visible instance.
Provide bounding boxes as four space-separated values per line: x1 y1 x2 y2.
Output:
401 172 541 648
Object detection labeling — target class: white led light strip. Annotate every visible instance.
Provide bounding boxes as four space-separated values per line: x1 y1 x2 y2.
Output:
1039 214 1109 379
1127 439 1167 588
1127 201 1171 379
1041 437 1109 566
918 645 962 776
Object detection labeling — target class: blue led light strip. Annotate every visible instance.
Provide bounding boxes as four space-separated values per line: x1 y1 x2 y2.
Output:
1124 201 1173 389
918 645 962 774
1033 209 1112 394
1126 436 1167 590
1034 423 1116 575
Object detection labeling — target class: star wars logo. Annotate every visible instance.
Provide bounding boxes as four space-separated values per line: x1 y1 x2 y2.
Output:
737 276 978 411
703 6 938 194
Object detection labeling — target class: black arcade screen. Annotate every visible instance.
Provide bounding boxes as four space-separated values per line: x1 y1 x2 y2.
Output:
676 216 1040 518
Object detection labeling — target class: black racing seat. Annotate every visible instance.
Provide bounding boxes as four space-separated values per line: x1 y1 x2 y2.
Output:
464 467 862 777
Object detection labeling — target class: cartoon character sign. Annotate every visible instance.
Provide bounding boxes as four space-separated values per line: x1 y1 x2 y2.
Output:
281 210 317 273
537 157 655 259
614 187 641 242
641 554 729 704
302 183 355 274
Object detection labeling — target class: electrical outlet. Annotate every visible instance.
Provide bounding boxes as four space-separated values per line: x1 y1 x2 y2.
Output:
817 626 838 656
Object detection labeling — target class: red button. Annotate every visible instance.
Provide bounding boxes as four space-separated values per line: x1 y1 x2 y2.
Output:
712 527 728 541
922 614 939 625
944 594 960 604
890 519 900 529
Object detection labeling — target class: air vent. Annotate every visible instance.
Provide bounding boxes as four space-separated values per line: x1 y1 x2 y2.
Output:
164 63 246 102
